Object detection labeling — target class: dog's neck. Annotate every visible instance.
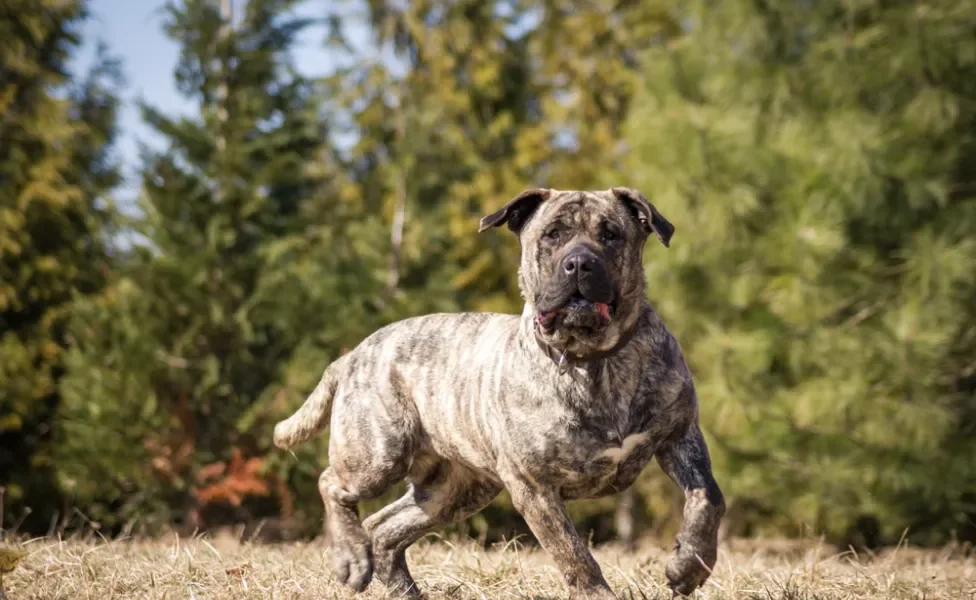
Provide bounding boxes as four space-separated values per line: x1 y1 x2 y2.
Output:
533 323 641 375
520 304 643 375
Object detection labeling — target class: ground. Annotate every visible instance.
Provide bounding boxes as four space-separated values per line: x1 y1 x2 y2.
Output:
2 534 974 599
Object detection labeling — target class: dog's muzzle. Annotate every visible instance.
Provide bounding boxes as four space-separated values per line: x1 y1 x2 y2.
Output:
536 247 615 332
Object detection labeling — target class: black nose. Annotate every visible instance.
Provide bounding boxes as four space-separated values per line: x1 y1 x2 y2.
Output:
562 253 597 276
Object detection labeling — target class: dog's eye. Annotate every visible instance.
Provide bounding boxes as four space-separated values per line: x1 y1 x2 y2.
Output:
545 228 561 241
601 229 620 243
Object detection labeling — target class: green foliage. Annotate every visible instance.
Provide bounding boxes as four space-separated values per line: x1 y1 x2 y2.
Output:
0 0 123 530
627 0 976 545
334 0 676 314
55 0 362 532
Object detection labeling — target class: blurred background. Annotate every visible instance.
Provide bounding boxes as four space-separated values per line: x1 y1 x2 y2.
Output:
1 0 974 551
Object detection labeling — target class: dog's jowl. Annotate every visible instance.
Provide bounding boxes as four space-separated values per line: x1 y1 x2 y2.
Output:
274 188 725 599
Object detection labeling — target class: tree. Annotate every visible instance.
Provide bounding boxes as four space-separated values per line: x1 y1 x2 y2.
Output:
345 0 679 315
626 0 976 545
55 0 351 533
0 0 122 532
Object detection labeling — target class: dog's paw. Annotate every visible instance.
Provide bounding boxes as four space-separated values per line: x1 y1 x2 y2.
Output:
665 537 716 597
332 536 374 592
372 549 422 599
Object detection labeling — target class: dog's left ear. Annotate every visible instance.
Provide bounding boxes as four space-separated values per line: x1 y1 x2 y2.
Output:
479 188 552 234
611 187 675 247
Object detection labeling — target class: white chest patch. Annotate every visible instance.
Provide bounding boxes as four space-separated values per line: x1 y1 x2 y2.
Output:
599 432 651 464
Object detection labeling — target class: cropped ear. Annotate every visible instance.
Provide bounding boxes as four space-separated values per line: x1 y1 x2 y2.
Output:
611 187 675 247
478 188 552 234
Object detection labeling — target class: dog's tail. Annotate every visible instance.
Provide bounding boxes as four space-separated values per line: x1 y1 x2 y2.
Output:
273 355 346 450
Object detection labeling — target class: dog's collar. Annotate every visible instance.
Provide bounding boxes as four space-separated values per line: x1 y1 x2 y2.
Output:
533 322 640 375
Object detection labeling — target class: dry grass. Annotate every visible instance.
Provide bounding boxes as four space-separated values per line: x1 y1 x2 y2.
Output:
2 533 975 599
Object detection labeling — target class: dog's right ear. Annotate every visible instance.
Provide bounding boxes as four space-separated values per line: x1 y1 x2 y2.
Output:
479 188 552 234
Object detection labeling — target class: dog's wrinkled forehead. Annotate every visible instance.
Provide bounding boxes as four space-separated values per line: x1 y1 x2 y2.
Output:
522 190 627 237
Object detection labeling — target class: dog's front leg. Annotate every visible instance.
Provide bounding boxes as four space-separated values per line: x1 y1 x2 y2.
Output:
506 479 617 599
656 421 725 596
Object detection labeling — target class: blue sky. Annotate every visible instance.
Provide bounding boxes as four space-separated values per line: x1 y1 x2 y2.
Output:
77 0 352 201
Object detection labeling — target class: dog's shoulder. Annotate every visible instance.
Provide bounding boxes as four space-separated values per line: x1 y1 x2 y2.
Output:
627 304 697 415
633 303 690 374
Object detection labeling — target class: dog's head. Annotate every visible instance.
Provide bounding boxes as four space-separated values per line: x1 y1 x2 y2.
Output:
480 187 673 356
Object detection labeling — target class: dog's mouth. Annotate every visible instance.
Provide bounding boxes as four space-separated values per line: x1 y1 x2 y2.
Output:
537 291 614 332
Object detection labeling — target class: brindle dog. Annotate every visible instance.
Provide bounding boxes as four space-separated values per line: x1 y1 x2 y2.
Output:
274 188 725 599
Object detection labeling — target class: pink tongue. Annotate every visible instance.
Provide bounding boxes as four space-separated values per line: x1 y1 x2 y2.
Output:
596 303 611 320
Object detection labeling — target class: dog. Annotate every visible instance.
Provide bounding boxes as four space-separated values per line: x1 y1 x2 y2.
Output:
274 187 725 599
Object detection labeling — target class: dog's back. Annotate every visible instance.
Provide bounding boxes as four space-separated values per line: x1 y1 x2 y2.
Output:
274 311 519 452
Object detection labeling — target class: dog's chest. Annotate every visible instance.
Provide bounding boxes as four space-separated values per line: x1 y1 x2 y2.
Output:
523 383 662 497
542 424 657 496
501 339 687 497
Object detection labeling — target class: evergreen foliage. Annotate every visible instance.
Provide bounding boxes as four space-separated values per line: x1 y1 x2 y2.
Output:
0 0 123 530
627 0 976 544
55 0 354 532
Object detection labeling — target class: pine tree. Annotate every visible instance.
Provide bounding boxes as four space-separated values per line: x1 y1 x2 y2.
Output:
626 0 976 545
0 0 123 531
55 0 344 532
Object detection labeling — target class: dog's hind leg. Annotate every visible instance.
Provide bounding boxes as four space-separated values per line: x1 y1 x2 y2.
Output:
318 467 393 592
321 391 418 592
363 459 500 598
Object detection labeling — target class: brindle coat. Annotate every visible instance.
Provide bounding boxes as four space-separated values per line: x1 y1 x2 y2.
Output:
274 188 725 599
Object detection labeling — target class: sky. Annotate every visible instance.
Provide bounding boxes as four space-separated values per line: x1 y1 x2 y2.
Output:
76 0 352 202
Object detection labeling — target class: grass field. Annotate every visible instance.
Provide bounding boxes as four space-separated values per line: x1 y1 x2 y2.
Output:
2 533 974 599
